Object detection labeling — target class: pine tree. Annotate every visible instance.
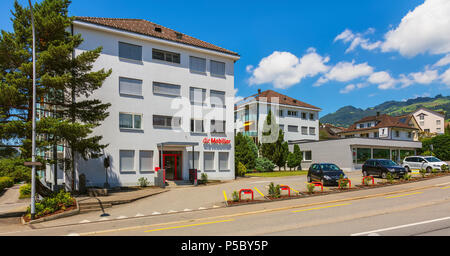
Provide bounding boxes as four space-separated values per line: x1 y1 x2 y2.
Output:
292 144 303 170
0 0 111 191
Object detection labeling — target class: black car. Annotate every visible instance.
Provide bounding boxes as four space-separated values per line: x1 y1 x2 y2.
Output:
307 163 347 186
362 159 406 179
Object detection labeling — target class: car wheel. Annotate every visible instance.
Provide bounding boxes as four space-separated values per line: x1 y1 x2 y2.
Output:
381 172 387 179
363 170 368 177
405 166 410 173
426 167 432 173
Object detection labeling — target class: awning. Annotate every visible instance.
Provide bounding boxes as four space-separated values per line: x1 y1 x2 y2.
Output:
157 142 199 147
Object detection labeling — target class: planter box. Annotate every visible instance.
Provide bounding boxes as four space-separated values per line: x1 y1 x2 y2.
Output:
22 200 79 225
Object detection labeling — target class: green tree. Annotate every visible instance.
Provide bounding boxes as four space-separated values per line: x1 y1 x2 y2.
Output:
0 0 111 191
286 152 296 171
420 134 450 161
292 144 303 170
235 133 257 173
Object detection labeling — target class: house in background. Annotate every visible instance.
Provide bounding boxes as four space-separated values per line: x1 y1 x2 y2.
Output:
319 123 345 140
235 90 321 144
291 113 422 172
412 107 446 135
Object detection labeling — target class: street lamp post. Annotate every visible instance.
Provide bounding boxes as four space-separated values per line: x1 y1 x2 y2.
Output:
28 0 37 220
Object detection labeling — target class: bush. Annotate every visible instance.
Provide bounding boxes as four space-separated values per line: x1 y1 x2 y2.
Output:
232 191 239 202
255 157 275 172
0 158 32 183
386 172 395 183
201 173 208 184
267 182 280 198
19 183 32 199
363 176 374 186
442 164 449 173
137 177 150 188
25 190 75 219
338 174 349 189
419 168 427 178
236 162 247 177
306 183 315 193
0 177 14 193
402 173 412 181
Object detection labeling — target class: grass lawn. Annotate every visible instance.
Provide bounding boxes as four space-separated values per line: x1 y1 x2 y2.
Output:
245 170 308 177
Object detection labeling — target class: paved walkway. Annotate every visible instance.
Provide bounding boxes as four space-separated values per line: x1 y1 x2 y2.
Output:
0 184 29 218
76 187 167 205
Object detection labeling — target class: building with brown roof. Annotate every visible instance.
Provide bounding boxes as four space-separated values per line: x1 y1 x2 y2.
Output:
235 89 321 143
411 107 446 135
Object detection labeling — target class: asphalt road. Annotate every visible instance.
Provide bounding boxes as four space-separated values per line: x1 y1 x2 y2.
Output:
1 174 449 236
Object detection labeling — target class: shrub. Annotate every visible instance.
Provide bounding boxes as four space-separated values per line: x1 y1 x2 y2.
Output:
363 176 373 186
267 182 280 198
431 168 440 174
419 168 427 178
201 173 208 184
25 190 75 219
338 174 349 189
255 157 275 172
137 177 150 188
236 162 247 177
0 177 14 193
442 164 449 173
402 173 411 181
306 183 315 193
19 184 32 199
386 172 395 183
232 191 239 202
0 158 32 183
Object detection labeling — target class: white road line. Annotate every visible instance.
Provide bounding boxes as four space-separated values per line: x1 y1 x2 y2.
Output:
351 216 450 236
183 209 192 212
212 205 220 208
198 207 206 210
79 220 90 224
168 210 178 213
116 216 127 219
99 217 110 221
135 213 144 217
67 233 80 236
152 212 161 215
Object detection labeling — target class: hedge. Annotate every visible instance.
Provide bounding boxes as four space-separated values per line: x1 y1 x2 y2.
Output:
0 177 14 193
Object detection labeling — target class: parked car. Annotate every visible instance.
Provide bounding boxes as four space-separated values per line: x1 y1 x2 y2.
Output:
307 163 347 186
402 156 449 173
362 159 406 179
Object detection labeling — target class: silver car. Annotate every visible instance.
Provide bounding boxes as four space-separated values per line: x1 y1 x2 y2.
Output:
402 156 449 173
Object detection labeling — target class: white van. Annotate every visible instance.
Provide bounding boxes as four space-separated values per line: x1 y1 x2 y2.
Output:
402 156 449 173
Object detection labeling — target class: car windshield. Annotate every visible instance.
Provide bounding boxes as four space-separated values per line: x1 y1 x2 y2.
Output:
320 164 340 172
424 157 441 162
378 160 398 166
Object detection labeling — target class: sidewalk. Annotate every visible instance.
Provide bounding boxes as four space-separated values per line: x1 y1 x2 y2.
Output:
0 184 29 218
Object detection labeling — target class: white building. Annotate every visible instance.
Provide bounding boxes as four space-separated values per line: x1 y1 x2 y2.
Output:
69 17 240 188
235 90 321 143
412 108 446 135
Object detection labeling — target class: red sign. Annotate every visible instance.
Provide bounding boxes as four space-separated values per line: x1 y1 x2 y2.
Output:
203 138 231 145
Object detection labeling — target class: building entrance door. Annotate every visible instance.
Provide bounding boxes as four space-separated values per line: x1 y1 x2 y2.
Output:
163 153 182 180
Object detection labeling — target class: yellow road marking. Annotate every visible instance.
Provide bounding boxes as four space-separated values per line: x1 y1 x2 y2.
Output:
144 219 234 233
441 186 450 189
223 190 228 202
385 192 423 199
280 184 300 195
292 203 351 213
253 187 265 197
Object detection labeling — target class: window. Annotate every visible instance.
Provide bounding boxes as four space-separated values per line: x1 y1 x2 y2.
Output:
211 120 226 133
309 127 316 135
190 56 206 73
120 150 135 172
288 125 298 132
139 151 153 172
119 42 142 61
420 121 425 126
310 113 314 120
279 110 284 117
119 77 142 96
374 132 379 138
119 113 142 129
188 151 200 169
373 149 389 159
153 82 181 97
301 112 306 119
204 152 215 171
279 125 284 131
304 151 312 161
408 132 412 138
424 129 430 133
190 87 206 105
153 115 181 129
210 90 225 108
437 120 441 125
210 60 225 76
219 152 229 171
191 119 204 133
419 114 425 120
288 111 299 117
356 148 371 164
367 123 372 128
301 126 308 135
359 123 365 129
395 131 400 137
152 49 180 64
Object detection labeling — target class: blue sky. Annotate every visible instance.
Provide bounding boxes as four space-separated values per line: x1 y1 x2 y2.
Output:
1 0 449 116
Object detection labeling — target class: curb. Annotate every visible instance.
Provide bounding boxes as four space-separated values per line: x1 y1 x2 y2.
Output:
21 200 80 225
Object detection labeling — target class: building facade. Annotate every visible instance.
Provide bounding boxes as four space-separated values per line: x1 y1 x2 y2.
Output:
412 108 446 135
235 90 321 143
70 17 240 187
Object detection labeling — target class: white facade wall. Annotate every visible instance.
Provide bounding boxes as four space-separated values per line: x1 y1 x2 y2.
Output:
72 23 237 187
413 109 445 134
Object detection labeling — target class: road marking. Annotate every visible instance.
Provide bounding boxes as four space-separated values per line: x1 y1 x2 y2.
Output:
183 209 192 212
152 212 161 215
135 213 144 217
385 192 423 199
213 205 220 208
351 216 450 236
198 207 206 210
168 210 178 213
79 220 90 224
116 216 127 220
66 233 80 236
292 203 351 213
222 190 228 202
440 186 450 190
253 187 265 197
144 219 234 233
99 217 110 221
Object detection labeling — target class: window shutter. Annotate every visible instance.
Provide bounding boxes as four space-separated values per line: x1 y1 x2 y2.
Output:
120 150 135 172
119 77 142 96
139 151 153 172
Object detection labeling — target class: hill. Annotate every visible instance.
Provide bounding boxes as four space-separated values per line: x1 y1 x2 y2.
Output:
320 94 450 127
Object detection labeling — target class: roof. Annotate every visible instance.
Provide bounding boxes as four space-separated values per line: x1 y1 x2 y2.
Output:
236 90 321 110
339 114 419 134
412 107 446 117
74 17 239 57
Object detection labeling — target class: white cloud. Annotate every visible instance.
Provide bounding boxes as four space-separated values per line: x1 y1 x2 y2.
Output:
339 84 356 94
367 71 397 90
334 28 381 53
434 54 450 67
248 49 330 89
409 68 439 84
381 0 450 57
233 88 244 103
441 67 450 86
316 61 374 85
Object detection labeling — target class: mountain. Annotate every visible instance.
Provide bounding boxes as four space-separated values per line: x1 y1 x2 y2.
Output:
320 94 450 127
